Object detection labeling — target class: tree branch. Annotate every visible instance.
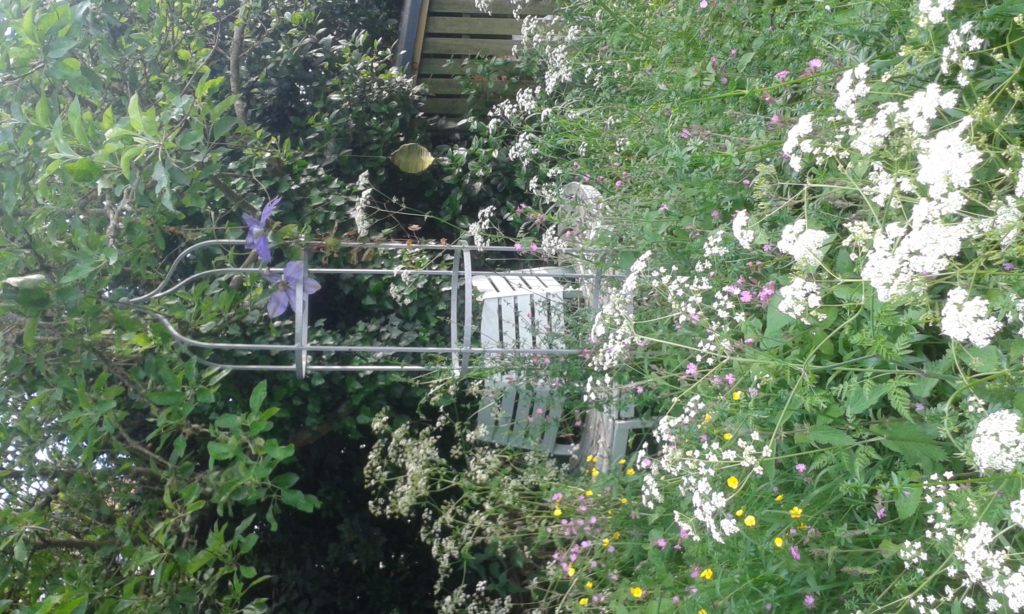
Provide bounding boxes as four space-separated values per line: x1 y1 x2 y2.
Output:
229 0 249 126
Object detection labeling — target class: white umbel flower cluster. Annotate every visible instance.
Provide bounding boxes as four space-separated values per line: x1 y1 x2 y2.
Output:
970 410 1024 473
941 287 1002 347
783 114 814 173
732 210 754 249
350 170 374 237
778 277 827 325
917 0 955 26
778 220 829 267
1011 491 1024 528
835 63 870 120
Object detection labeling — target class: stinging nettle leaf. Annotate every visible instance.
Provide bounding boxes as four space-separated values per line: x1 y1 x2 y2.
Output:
390 143 435 174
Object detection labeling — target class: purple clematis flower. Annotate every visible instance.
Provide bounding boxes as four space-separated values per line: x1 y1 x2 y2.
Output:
243 196 281 263
261 260 321 318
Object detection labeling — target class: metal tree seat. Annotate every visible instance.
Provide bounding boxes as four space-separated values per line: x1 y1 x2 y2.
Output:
130 239 650 465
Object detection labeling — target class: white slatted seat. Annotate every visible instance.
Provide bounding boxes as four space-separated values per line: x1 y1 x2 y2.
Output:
473 268 574 455
471 267 652 465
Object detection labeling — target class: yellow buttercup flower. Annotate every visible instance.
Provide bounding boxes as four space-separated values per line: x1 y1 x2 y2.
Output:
699 568 714 581
626 468 636 476
585 581 593 589
723 432 733 441
744 514 757 527
630 586 644 599
774 536 784 548
735 508 745 517
612 531 621 541
567 566 576 577
619 497 629 505
553 507 562 517
698 610 708 614
585 490 593 497
732 391 743 401
703 413 712 424
726 476 739 489
790 506 803 519
579 597 589 606
602 538 610 547
586 454 596 463
591 468 600 478
774 494 784 502
617 458 626 465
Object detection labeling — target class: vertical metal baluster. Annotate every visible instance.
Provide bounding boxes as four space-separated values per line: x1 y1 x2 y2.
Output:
294 243 309 379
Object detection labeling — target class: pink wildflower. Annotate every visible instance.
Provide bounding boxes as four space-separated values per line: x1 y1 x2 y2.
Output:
790 546 801 560
775 69 790 81
807 58 823 70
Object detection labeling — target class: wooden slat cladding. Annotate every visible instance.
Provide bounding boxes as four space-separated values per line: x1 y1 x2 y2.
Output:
420 78 465 95
426 16 522 36
422 37 516 57
422 97 470 115
429 0 555 15
419 57 465 76
404 0 554 120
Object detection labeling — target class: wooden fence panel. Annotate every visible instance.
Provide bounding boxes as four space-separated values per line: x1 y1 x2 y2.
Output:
401 0 554 117
425 16 523 35
430 0 556 14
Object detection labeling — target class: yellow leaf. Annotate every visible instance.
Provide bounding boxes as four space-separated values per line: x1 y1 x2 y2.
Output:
390 143 435 174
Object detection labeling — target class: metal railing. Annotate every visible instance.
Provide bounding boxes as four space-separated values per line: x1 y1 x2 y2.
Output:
128 239 613 378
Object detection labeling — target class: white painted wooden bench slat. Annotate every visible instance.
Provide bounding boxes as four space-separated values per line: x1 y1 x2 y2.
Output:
472 264 650 463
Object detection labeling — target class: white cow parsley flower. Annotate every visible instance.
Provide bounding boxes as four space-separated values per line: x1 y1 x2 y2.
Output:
941 287 1002 347
778 220 829 268
732 210 754 249
971 410 1024 473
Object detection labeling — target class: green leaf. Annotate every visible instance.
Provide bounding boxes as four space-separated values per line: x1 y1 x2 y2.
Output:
147 390 185 406
962 346 1003 373
64 158 102 183
249 380 267 412
212 115 235 140
59 260 98 284
271 472 300 489
23 316 37 350
895 471 922 520
35 95 51 126
390 143 435 174
52 594 88 614
207 441 235 461
870 421 947 469
280 488 318 513
185 548 215 575
807 424 856 447
845 381 888 417
908 375 939 398
127 94 143 132
13 540 27 562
